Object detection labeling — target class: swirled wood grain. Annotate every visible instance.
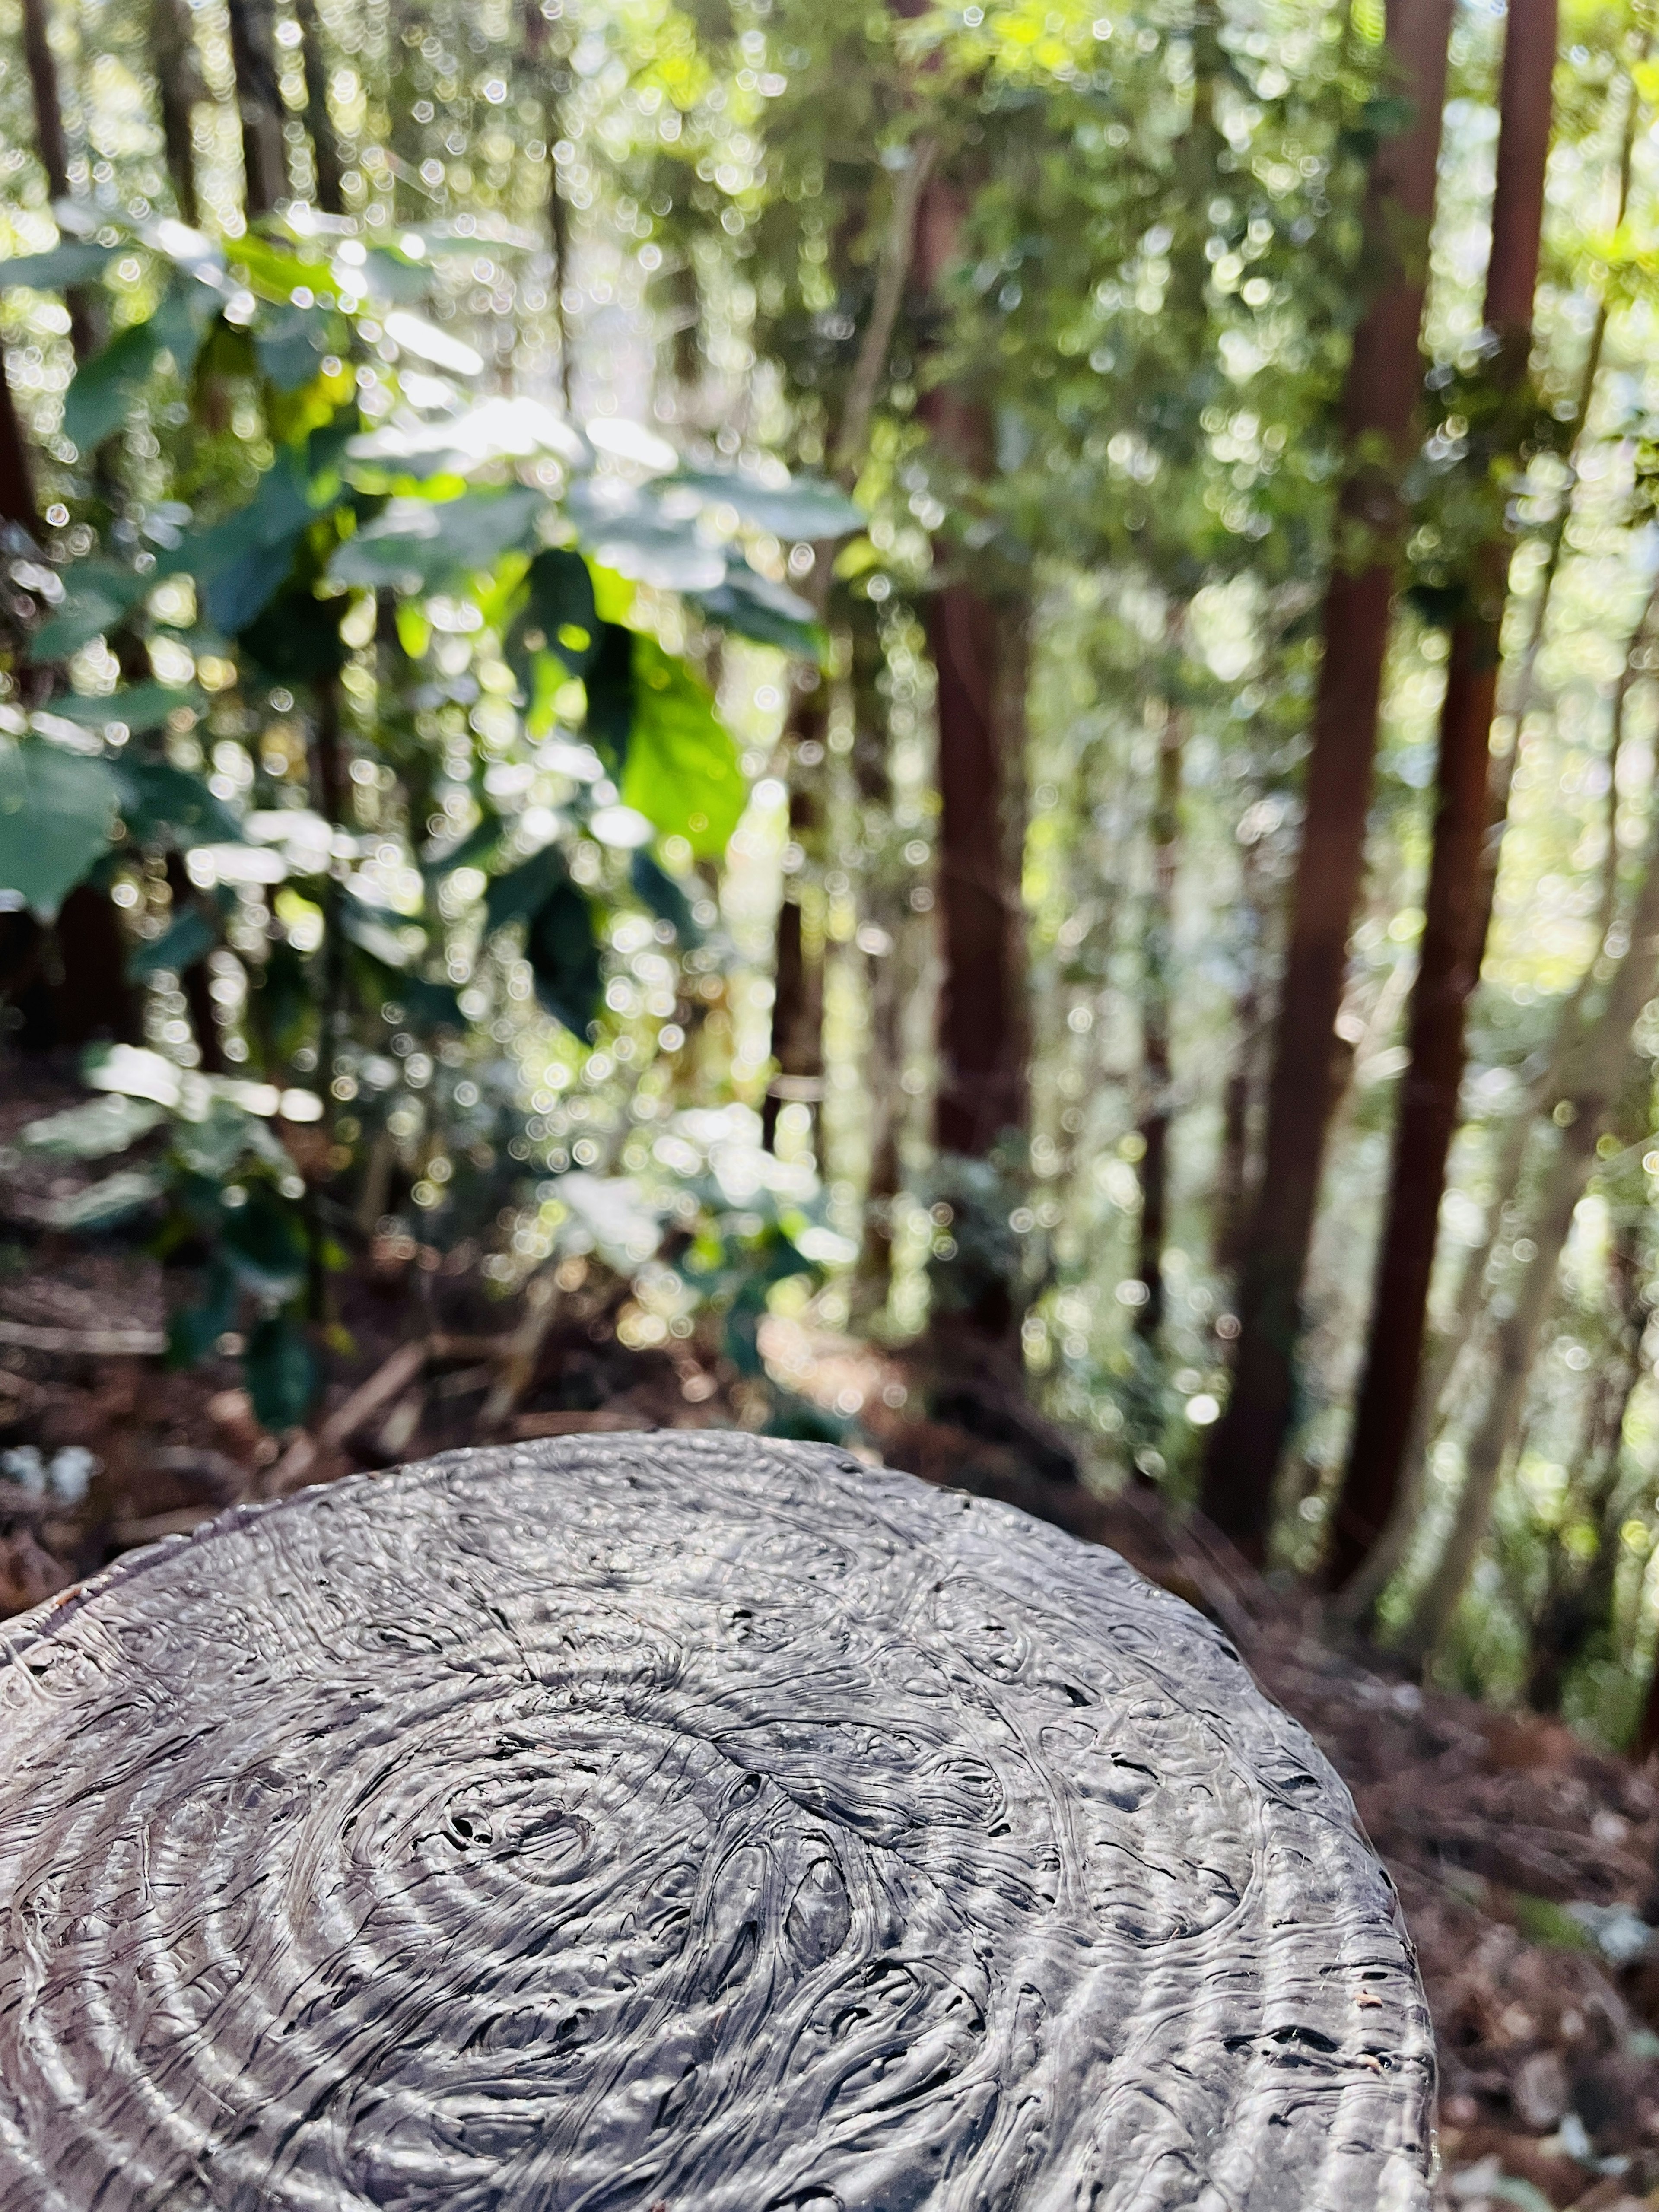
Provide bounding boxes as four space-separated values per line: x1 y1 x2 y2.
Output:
0 1434 1433 2209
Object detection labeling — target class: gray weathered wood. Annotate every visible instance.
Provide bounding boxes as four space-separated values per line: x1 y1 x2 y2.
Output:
0 1434 1433 2208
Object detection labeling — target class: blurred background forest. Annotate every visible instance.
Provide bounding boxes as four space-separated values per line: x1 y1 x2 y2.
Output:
14 0 1659 2185
3 0 1659 1725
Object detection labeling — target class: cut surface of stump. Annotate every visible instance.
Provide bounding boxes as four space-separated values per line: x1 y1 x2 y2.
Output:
0 1434 1434 2209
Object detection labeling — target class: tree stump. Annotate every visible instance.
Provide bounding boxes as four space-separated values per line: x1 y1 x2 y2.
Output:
0 1434 1433 2209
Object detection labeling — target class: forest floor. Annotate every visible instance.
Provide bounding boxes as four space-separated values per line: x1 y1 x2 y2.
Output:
4 1088 1659 2208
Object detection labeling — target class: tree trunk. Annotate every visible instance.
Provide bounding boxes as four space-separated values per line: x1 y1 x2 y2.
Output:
760 681 827 1156
1531 1115 1654 1716
19 0 95 363
1214 813 1267 1271
1402 798 1659 1665
151 0 203 226
294 0 343 216
521 0 573 409
226 0 289 221
1327 0 1557 1593
1137 649 1185 1337
1200 0 1456 1562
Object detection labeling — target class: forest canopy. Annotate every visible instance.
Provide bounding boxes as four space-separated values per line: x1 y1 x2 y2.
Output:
2 0 1658 1742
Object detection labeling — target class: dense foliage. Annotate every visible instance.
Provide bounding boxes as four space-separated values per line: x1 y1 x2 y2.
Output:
4 0 1659 1742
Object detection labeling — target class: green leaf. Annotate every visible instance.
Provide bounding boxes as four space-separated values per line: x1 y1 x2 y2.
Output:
112 757 242 849
565 479 726 593
630 849 703 947
52 683 207 734
483 842 569 934
690 564 825 658
236 581 347 683
621 639 746 859
255 302 334 393
219 1182 309 1301
168 1260 237 1369
18 1093 165 1160
0 738 119 916
360 246 433 305
329 484 541 594
398 975 465 1030
244 1309 318 1431
28 561 151 661
525 880 601 1037
422 806 503 877
127 903 218 980
230 234 334 303
669 469 864 541
48 1166 168 1230
508 546 599 683
583 621 635 763
62 319 164 452
0 242 118 290
340 893 425 970
177 445 331 632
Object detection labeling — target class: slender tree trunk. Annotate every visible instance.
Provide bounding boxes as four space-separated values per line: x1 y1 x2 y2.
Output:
1137 655 1185 1337
1215 815 1266 1271
1525 1237 1646 1713
20 0 95 363
1340 564 1659 1626
927 582 1028 1160
151 0 203 226
521 0 574 410
1328 0 1557 1593
226 0 289 221
0 339 38 536
1402 801 1659 1663
1200 0 1456 1562
293 0 343 216
761 681 827 1155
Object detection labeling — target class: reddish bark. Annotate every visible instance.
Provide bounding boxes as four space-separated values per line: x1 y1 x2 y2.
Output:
914 177 1027 1162
152 0 203 226
1201 0 1456 1561
1137 688 1184 1336
1327 0 1557 1593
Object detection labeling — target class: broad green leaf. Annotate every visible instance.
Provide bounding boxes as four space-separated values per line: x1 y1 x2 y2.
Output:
525 880 601 1036
483 843 569 934
630 849 703 947
691 565 825 658
219 1182 309 1300
583 622 635 762
113 758 242 848
508 546 599 683
179 449 330 634
28 561 150 661
168 1260 237 1369
398 975 465 1030
422 806 504 877
340 893 426 970
236 582 347 683
52 683 207 734
231 234 334 303
329 484 542 593
0 242 118 289
18 1093 165 1160
48 1166 168 1230
359 246 433 305
621 639 746 859
565 478 725 593
0 739 119 916
62 318 163 451
127 903 218 980
244 1309 318 1430
255 302 334 392
670 469 864 541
